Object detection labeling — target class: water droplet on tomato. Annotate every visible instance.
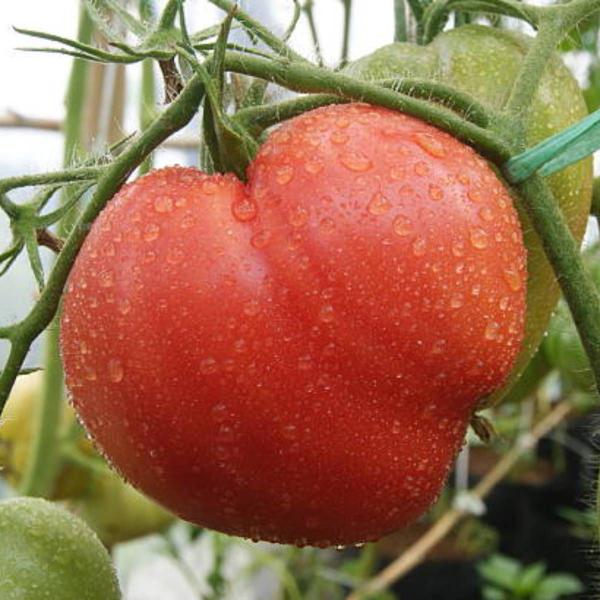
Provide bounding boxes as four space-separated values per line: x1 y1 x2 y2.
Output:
503 268 523 291
154 196 173 213
84 366 97 381
450 293 464 309
234 339 247 353
108 359 124 382
118 298 131 315
212 403 227 421
319 217 335 234
331 130 349 145
288 206 309 227
469 228 489 249
499 296 510 311
319 304 335 323
452 241 465 257
471 284 482 296
143 223 160 241
390 166 404 180
414 161 429 176
243 300 260 316
429 184 444 201
99 271 114 288
392 215 412 237
275 165 294 185
231 198 257 222
200 357 218 375
412 237 427 256
414 132 446 157
340 152 372 172
304 159 324 174
202 179 218 194
367 192 391 215
181 212 194 229
479 207 494 221
484 321 500 340
251 230 271 249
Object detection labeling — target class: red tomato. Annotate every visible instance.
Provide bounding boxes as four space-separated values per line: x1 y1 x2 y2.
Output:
61 103 526 546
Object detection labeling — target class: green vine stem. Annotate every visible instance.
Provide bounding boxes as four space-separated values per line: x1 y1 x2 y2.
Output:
0 73 206 411
139 0 157 175
303 0 324 66
20 6 94 498
220 51 509 162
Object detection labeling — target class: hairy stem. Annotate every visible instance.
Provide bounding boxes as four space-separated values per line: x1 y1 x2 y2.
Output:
19 6 94 498
222 52 509 163
516 176 600 394
0 74 206 411
340 0 353 67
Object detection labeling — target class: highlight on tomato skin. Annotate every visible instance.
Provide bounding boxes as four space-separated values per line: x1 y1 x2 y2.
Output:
60 102 527 547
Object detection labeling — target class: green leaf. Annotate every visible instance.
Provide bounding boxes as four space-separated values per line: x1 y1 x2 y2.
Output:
477 555 521 591
482 587 507 600
504 108 600 183
515 562 546 594
23 229 45 292
532 574 583 600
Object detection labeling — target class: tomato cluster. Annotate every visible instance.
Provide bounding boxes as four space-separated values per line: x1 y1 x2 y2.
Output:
61 102 527 546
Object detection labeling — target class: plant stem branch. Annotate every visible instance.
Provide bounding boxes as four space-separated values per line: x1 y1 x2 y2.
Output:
222 52 509 163
0 73 206 412
347 400 573 599
303 1 324 66
514 176 600 394
394 0 407 42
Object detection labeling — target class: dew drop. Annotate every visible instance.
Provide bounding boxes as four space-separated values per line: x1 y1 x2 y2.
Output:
251 230 271 249
175 197 187 208
319 304 335 323
468 189 483 202
471 284 481 296
414 132 447 157
414 161 429 176
99 271 114 288
390 166 404 181
469 228 489 249
336 116 350 128
118 298 131 315
431 339 446 354
153 196 173 213
288 206 309 227
452 241 465 257
181 212 194 229
319 217 335 234
331 130 349 145
108 358 124 383
340 152 372 172
232 198 257 222
367 192 391 215
243 300 261 317
412 236 427 256
234 339 247 353
275 165 294 185
499 296 510 311
450 293 464 309
84 366 97 381
429 184 444 201
304 159 324 174
200 357 218 375
202 179 218 194
143 223 160 241
503 268 523 291
479 207 494 222
484 321 500 341
393 215 412 237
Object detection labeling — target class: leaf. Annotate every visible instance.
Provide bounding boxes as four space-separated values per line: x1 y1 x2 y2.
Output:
477 554 521 591
532 574 584 600
515 562 546 594
482 587 507 600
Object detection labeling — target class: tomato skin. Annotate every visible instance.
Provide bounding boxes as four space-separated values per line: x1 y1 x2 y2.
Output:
0 497 120 600
346 25 593 404
61 104 526 546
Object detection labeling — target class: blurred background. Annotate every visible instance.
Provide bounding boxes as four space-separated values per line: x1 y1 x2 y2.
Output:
1 2 600 599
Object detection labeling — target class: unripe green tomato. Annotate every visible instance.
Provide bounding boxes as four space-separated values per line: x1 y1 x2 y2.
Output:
0 372 90 499
542 248 600 392
346 25 592 405
0 373 173 544
0 497 121 600
68 469 174 547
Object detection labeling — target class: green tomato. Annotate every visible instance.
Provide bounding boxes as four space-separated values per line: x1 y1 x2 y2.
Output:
346 25 592 405
542 247 600 392
69 469 174 547
0 497 121 600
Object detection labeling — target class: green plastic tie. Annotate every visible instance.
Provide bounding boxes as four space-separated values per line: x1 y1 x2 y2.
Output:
504 108 600 184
